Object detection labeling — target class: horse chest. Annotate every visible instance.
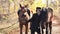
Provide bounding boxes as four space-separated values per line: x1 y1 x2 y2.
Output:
19 11 29 23
19 12 25 21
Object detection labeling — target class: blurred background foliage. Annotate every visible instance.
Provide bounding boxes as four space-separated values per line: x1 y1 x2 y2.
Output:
0 0 60 34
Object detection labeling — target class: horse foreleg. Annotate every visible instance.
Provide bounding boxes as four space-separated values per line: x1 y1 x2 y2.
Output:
25 24 28 34
42 28 44 34
49 21 52 34
41 24 44 34
20 24 23 34
46 22 48 34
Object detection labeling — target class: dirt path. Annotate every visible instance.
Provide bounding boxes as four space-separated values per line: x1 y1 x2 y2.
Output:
9 16 60 34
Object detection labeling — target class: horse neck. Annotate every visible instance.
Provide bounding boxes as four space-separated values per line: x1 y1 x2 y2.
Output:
48 12 53 22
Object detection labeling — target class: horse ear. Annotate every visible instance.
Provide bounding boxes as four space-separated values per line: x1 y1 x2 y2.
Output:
25 4 28 8
19 4 22 8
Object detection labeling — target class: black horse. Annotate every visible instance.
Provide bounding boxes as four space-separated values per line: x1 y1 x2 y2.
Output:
40 7 53 34
46 8 53 34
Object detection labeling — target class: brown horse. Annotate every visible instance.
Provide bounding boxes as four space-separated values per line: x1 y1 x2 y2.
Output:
17 4 33 34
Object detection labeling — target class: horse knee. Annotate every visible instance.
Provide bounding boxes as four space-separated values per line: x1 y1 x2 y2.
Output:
49 22 52 29
25 24 28 27
25 24 28 34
